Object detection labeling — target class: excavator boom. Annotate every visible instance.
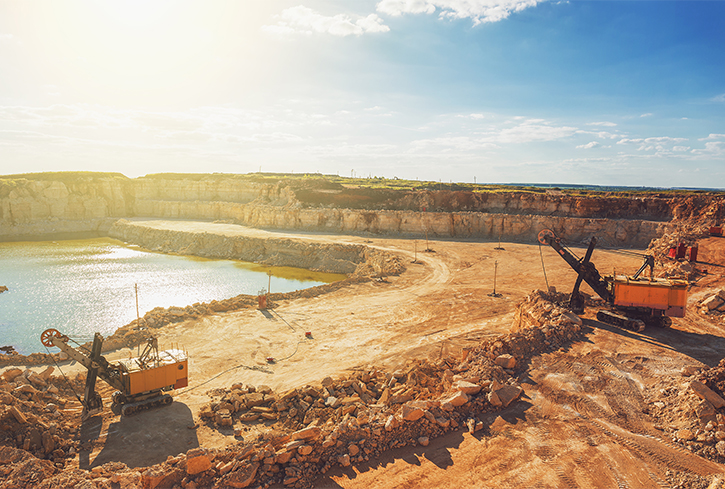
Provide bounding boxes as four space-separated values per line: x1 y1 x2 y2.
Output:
537 230 612 310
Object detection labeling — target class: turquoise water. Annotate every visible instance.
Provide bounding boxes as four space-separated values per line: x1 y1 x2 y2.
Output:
0 238 343 355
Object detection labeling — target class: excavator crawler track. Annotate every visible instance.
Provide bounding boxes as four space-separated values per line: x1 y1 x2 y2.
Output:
120 393 173 416
596 310 645 333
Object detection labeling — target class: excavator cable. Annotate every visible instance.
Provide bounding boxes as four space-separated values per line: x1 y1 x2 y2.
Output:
177 309 309 395
538 241 550 291
176 363 273 395
43 344 84 405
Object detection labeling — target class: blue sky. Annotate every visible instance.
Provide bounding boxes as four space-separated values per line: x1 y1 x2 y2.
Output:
0 0 723 187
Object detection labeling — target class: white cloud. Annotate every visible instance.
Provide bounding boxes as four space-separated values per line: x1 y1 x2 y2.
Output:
494 119 578 143
577 141 599 149
410 136 498 152
586 121 617 127
640 113 653 118
377 0 545 24
700 142 724 156
617 136 687 145
699 134 725 141
263 6 389 37
712 94 725 103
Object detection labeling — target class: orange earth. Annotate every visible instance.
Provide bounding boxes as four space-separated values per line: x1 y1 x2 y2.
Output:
7 222 725 488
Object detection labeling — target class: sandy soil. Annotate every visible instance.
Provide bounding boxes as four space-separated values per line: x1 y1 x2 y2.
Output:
9 224 725 488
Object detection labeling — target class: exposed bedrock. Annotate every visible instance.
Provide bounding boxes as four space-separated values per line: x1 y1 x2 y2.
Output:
3 174 722 247
133 200 671 248
107 219 394 276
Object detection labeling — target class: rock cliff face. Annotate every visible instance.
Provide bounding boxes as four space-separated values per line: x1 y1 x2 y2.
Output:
0 174 132 239
108 220 379 275
1 173 720 248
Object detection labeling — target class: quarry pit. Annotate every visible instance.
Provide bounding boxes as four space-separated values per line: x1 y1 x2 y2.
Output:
2 173 725 489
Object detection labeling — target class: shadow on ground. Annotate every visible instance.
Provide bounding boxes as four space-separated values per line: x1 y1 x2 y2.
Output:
80 401 199 469
583 318 725 367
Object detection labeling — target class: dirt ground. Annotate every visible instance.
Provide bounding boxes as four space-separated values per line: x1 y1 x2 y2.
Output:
8 224 725 488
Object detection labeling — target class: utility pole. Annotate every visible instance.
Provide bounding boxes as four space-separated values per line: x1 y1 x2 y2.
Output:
494 218 505 250
135 283 140 326
488 261 502 297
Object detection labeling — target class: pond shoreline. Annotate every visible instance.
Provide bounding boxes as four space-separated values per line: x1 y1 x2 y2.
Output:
0 220 404 367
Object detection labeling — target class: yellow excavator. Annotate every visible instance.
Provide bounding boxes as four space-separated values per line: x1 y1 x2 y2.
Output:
41 329 188 418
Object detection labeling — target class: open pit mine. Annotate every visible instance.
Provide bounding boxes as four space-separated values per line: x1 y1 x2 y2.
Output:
2 172 725 489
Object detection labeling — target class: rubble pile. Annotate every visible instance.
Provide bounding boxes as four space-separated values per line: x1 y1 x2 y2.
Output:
192 356 519 488
645 360 725 463
697 290 725 316
0 292 586 489
0 367 81 469
646 197 725 281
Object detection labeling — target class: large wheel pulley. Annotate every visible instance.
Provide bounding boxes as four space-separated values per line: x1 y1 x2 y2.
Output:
538 229 556 245
41 328 62 347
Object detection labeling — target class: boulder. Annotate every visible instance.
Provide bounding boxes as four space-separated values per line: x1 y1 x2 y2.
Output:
490 384 523 407
690 381 725 408
696 399 717 422
219 461 235 475
401 403 425 421
718 441 725 457
680 366 701 377
220 461 259 489
275 450 293 464
39 366 54 381
27 372 46 387
2 368 23 382
243 392 267 408
297 445 313 456
8 406 27 424
215 409 233 427
142 467 168 489
703 295 725 311
435 417 450 428
495 354 517 369
378 388 390 405
444 390 469 407
418 436 429 447
290 426 321 441
385 415 398 432
676 429 694 441
454 381 481 395
561 311 583 325
348 444 359 457
186 448 212 475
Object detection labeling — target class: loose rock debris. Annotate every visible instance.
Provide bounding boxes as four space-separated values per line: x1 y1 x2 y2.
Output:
0 291 583 489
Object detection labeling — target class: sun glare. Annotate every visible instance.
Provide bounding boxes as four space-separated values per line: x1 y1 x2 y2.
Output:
24 0 274 105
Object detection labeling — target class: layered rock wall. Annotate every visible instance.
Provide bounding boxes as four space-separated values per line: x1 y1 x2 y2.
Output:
0 175 132 239
108 220 370 275
0 174 682 247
